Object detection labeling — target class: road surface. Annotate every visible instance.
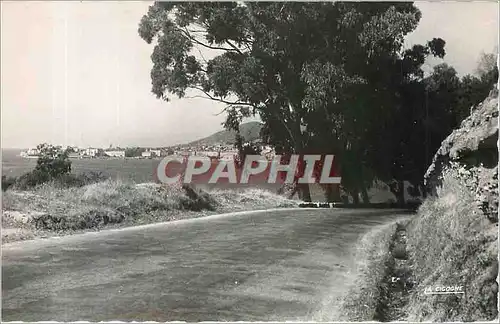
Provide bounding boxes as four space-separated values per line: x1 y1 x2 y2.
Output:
2 208 410 321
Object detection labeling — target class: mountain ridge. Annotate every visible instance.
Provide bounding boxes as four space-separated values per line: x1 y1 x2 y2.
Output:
186 121 263 146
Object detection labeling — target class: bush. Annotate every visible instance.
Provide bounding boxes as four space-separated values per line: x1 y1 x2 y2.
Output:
34 143 72 179
32 207 124 231
179 184 217 211
12 170 107 190
11 144 73 190
1 176 17 192
13 169 50 190
50 171 109 189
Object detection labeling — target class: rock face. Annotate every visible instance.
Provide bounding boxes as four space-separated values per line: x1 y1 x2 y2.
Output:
475 166 499 223
424 88 498 222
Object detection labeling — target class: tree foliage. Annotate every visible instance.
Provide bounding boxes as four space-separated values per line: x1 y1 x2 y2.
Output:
34 144 72 180
234 132 262 168
11 144 73 189
125 147 147 157
372 54 498 200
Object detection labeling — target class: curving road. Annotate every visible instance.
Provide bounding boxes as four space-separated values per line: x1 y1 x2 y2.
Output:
2 208 410 322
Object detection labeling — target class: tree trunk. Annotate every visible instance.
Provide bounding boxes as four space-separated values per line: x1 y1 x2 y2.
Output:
389 180 405 204
292 127 312 202
361 186 370 204
299 183 312 202
288 186 298 199
351 189 360 205
399 181 406 204
395 180 405 204
324 184 341 202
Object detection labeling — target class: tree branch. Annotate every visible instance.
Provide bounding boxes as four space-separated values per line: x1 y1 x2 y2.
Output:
225 40 245 55
194 46 209 66
190 86 256 107
180 27 239 52
214 106 230 116
186 28 206 33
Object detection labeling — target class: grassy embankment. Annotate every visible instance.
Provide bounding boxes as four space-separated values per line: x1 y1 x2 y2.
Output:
337 164 498 322
403 164 498 321
2 179 298 243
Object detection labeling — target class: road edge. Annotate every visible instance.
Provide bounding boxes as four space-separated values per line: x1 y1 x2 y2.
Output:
2 207 330 250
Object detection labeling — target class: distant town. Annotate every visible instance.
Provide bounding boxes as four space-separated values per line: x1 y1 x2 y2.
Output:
19 142 275 161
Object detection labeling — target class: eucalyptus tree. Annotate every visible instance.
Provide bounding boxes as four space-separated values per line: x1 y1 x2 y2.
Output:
138 2 444 202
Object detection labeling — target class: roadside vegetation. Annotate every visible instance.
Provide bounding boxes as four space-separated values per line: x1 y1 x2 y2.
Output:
1 143 297 243
3 179 296 232
403 164 498 321
2 179 297 243
338 166 498 322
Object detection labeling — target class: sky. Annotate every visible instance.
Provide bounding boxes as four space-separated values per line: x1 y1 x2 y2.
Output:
1 1 498 149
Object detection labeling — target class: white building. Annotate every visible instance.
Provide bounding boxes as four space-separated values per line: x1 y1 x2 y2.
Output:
142 149 161 158
176 151 192 157
81 148 99 157
20 148 40 158
27 148 40 155
151 149 161 157
105 150 125 158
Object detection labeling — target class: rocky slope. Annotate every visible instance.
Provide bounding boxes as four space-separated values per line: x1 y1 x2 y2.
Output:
425 88 498 222
403 88 498 321
425 89 498 195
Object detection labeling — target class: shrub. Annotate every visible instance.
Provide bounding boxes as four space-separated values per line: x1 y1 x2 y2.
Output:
12 170 107 190
50 171 109 189
179 184 217 211
13 169 50 190
1 175 17 192
11 144 73 190
34 143 72 179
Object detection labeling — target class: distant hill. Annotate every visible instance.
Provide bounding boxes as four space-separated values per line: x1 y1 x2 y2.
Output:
188 121 263 146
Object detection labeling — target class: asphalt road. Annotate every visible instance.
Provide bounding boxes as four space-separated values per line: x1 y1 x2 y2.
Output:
2 208 410 321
